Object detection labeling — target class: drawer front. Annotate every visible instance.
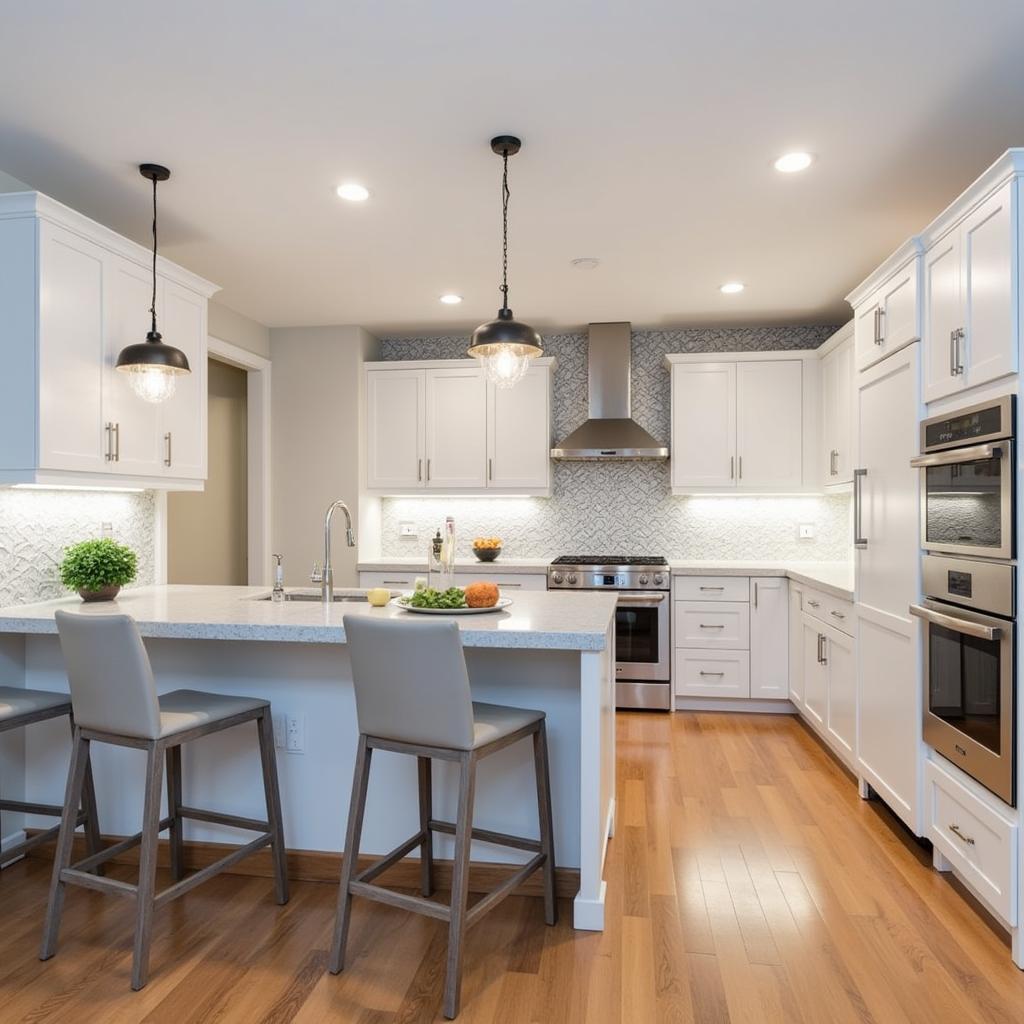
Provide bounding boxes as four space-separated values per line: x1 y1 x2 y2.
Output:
676 650 750 698
821 594 855 635
674 576 749 602
360 571 419 589
455 572 547 591
926 759 1018 924
675 601 750 649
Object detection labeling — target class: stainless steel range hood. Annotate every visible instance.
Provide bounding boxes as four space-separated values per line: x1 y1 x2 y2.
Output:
550 322 669 460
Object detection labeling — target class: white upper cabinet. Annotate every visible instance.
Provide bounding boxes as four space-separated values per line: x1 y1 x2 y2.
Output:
425 366 487 489
849 246 921 373
666 353 816 493
0 191 218 489
487 364 551 491
669 362 735 489
923 178 1017 402
819 323 855 487
364 358 555 496
366 369 425 491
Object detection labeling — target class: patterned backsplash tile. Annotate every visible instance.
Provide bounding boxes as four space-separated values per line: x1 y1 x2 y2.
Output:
379 325 852 562
0 489 156 607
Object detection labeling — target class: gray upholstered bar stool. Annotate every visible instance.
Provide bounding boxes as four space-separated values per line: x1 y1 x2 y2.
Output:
330 615 557 1020
40 611 289 990
0 687 102 869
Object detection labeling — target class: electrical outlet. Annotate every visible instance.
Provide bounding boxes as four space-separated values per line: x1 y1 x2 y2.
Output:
272 713 285 749
399 521 418 538
100 522 114 539
285 713 305 753
798 524 815 539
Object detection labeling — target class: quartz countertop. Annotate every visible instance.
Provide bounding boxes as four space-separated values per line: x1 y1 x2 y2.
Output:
358 557 550 575
0 585 616 651
668 560 854 600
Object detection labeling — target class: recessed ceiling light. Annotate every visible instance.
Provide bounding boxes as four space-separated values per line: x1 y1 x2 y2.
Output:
774 151 814 173
336 183 370 202
570 257 601 270
439 293 463 305
720 281 745 294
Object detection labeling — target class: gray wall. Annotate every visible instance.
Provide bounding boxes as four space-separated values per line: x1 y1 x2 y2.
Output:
379 325 852 561
209 301 271 360
270 325 379 585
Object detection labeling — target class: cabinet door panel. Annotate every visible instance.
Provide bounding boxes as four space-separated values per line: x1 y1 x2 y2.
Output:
671 363 736 488
366 369 424 490
879 262 919 354
853 293 882 371
105 257 164 475
37 223 106 473
425 367 487 489
488 365 549 489
824 624 856 765
821 343 853 486
801 616 825 728
750 577 788 699
159 279 207 479
962 182 1016 388
736 361 802 488
788 586 804 706
922 230 963 402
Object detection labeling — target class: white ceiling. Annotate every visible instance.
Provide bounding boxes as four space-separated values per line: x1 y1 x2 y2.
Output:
2 1 1024 335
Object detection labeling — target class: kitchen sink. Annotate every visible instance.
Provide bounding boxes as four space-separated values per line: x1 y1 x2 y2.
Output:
255 590 378 603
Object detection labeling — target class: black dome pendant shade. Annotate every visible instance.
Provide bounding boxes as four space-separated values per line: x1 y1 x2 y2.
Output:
467 136 542 385
115 164 191 402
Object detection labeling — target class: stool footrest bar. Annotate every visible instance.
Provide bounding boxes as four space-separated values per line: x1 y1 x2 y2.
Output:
176 806 270 833
428 818 542 853
354 831 427 885
70 816 174 873
154 833 272 909
60 868 137 898
0 799 66 817
348 880 451 922
465 853 546 928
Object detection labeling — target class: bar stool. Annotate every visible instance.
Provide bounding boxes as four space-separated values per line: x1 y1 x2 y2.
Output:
41 611 289 990
329 615 557 1020
0 687 102 869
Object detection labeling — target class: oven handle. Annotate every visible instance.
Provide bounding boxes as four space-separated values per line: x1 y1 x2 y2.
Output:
910 442 1003 468
909 604 1001 641
616 592 667 605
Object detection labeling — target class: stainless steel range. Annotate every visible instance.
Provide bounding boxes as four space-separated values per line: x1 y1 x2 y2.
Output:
547 555 671 711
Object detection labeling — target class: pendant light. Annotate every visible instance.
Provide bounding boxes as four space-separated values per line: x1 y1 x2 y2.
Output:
115 164 191 403
467 135 543 389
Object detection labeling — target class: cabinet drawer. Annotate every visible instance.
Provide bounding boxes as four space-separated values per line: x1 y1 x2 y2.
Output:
926 758 1018 924
674 576 749 602
455 572 547 591
801 589 854 634
675 650 750 698
675 601 750 649
360 571 419 589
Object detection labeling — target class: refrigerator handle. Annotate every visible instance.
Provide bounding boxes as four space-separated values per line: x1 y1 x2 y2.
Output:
853 468 868 549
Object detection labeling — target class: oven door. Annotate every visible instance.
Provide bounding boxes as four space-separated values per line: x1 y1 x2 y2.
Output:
911 600 1015 805
911 440 1013 560
614 592 670 681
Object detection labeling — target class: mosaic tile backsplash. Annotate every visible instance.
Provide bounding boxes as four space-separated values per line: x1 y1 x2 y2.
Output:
0 489 156 606
379 325 852 561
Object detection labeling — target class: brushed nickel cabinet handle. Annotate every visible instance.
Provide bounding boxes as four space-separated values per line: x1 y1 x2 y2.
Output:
730 455 734 480
488 457 493 481
753 581 759 608
738 455 743 479
417 459 422 482
948 824 975 846
113 422 120 462
699 586 725 591
105 422 114 462
698 623 725 629
426 459 431 482
950 329 957 376
164 431 172 467
382 579 411 585
853 468 868 548
830 610 846 620
807 599 820 608
699 670 725 677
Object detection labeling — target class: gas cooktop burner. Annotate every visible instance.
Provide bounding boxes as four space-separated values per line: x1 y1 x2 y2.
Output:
550 555 668 567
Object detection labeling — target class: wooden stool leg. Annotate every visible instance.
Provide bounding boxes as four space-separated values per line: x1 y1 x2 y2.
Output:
131 742 165 991
443 750 478 1020
165 744 184 882
329 734 373 974
39 728 90 961
256 710 289 905
69 714 104 873
417 756 434 898
533 720 558 926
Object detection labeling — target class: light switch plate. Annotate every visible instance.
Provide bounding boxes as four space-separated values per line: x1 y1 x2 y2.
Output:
399 521 418 538
798 524 815 539
285 713 305 753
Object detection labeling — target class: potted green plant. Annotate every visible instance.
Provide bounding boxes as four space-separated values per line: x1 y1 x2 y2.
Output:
59 538 138 603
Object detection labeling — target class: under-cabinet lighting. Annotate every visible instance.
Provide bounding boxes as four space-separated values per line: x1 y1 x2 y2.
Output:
11 484 146 493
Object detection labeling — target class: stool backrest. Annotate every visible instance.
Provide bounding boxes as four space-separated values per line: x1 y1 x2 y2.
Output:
343 615 475 749
54 611 162 739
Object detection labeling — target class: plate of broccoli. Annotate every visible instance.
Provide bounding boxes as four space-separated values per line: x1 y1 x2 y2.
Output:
393 587 511 615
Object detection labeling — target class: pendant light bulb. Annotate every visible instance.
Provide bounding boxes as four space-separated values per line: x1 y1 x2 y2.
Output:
115 164 192 403
468 136 542 387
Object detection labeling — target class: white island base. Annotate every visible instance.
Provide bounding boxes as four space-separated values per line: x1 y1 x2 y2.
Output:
0 586 617 930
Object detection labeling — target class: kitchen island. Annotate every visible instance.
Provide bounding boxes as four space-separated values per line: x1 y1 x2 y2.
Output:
0 586 617 929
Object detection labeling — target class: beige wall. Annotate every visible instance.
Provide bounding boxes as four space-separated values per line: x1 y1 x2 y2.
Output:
209 301 271 360
167 359 248 584
270 325 378 586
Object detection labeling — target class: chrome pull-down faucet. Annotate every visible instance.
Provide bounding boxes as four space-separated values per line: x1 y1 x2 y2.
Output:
313 500 356 603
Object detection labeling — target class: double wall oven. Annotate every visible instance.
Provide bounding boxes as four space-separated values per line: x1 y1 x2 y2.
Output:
547 556 671 711
910 396 1016 805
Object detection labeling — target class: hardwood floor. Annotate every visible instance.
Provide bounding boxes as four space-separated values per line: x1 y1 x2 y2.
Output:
3 711 1023 1022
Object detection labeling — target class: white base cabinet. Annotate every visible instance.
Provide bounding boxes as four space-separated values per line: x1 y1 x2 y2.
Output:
0 192 217 489
749 577 788 699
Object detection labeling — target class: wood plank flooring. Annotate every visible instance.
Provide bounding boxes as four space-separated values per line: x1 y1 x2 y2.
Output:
2 711 1023 1022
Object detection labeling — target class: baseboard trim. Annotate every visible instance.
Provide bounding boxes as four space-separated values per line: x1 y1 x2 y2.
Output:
25 830 581 900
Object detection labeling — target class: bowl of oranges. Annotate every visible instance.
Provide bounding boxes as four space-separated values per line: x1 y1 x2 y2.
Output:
472 537 502 562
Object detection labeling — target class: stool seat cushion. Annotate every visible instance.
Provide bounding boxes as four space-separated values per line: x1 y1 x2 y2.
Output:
0 686 71 724
157 689 269 738
470 702 544 749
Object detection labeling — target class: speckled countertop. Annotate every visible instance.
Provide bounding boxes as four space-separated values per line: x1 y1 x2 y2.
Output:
0 585 616 651
668 560 854 600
